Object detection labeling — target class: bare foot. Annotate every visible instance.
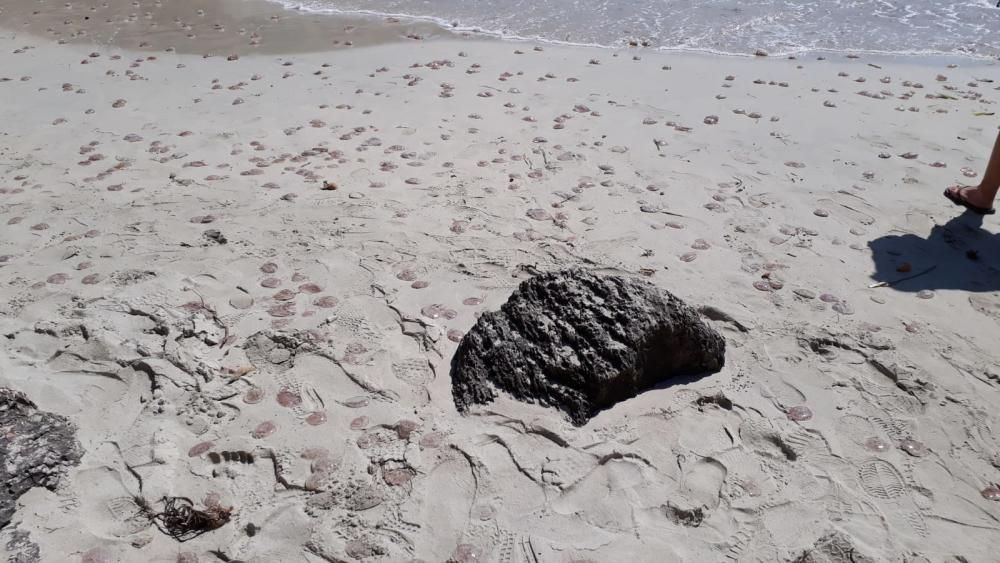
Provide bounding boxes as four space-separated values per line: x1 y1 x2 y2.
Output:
945 185 995 209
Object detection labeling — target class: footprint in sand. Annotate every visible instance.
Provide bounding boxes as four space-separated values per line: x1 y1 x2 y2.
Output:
969 293 1000 324
75 466 150 538
724 522 780 562
552 457 663 533
857 458 906 500
757 378 807 410
816 195 877 226
714 447 773 505
849 457 929 538
739 418 798 461
836 414 892 453
678 457 727 512
406 455 478 560
392 357 434 386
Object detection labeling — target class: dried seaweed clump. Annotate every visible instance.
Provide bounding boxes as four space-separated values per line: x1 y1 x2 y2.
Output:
148 496 232 542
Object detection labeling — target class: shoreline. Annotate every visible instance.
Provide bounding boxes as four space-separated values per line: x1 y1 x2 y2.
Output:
0 0 465 55
272 1 1000 64
1 2 1000 562
1 0 998 66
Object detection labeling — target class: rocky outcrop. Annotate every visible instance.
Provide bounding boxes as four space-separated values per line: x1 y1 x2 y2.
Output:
450 269 726 425
0 388 83 528
4 528 41 563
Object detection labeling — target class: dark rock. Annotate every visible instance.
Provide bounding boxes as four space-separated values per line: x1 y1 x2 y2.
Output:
4 528 40 562
695 392 733 410
662 502 705 527
450 269 725 425
0 388 83 527
203 229 227 244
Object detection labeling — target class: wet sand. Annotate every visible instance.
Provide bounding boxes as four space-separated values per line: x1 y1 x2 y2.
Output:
0 0 458 54
2 1 1000 562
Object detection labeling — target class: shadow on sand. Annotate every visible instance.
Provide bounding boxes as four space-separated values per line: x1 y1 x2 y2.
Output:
867 210 1000 293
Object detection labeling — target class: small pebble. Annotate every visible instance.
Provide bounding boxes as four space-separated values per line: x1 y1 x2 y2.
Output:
252 421 277 439
187 442 214 457
243 387 264 404
786 405 813 421
421 304 445 319
899 438 928 457
832 301 854 315
313 296 339 308
981 486 1000 501
277 389 302 408
864 436 890 452
306 411 328 426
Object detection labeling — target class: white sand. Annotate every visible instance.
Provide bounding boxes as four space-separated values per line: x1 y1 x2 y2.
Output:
1 9 1000 562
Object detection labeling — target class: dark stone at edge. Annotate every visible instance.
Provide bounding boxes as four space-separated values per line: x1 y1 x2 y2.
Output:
450 269 725 425
1 388 83 529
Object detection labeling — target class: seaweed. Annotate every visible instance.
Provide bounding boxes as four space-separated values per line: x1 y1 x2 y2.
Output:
146 496 232 542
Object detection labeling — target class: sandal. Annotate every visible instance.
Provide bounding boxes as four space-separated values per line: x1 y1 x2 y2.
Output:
944 187 996 215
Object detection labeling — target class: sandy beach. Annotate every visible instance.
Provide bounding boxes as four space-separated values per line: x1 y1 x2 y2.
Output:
1 1 1000 561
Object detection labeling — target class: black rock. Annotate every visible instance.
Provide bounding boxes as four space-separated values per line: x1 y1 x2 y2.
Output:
450 269 725 425
203 229 227 244
0 388 83 527
4 528 40 563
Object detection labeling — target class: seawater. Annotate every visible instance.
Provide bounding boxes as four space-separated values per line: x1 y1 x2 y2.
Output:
272 0 1000 58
